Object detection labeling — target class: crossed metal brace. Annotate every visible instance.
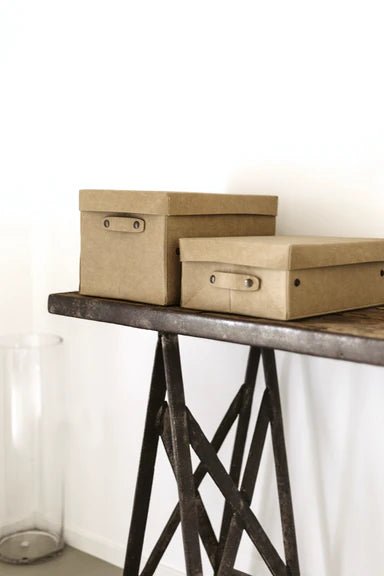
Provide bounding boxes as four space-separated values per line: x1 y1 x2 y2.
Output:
123 333 300 576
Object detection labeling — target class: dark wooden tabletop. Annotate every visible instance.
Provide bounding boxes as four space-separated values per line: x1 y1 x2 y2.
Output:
48 292 384 367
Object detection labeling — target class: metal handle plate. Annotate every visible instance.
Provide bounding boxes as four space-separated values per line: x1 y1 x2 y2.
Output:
209 271 261 291
102 216 145 233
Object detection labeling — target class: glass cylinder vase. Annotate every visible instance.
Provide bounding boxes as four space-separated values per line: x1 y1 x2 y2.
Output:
0 333 64 563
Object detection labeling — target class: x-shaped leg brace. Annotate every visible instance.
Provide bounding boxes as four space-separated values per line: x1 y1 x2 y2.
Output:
123 334 300 576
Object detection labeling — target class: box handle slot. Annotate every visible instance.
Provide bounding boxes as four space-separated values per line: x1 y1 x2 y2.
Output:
103 216 145 233
209 271 261 291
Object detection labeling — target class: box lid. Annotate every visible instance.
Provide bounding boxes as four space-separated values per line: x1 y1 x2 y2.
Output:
79 190 278 216
180 236 384 270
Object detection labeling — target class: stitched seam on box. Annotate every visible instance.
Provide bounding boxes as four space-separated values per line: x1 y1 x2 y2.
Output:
286 271 290 320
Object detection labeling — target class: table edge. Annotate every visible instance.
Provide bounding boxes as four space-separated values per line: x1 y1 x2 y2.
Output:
48 292 384 367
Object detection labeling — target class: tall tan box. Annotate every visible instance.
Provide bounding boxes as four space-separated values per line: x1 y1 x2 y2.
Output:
79 190 278 305
180 235 384 320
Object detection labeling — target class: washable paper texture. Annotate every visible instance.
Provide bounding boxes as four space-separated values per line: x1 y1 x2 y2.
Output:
180 235 384 320
79 190 278 305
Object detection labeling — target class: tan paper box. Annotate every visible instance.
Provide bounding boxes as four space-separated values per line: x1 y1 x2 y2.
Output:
79 190 278 305
180 235 384 320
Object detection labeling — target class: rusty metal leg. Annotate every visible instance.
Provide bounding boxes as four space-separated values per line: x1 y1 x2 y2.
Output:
217 390 270 576
124 338 298 576
216 347 260 568
141 385 244 576
161 333 203 576
262 348 300 576
123 337 167 576
160 404 219 567
187 408 287 576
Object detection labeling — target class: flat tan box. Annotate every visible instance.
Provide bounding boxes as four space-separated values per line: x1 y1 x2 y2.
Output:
79 190 278 305
180 235 384 320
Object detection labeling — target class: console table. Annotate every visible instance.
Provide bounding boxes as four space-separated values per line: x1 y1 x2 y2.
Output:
48 292 384 576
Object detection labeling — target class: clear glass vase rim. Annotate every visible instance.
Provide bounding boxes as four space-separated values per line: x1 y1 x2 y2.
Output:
0 333 63 350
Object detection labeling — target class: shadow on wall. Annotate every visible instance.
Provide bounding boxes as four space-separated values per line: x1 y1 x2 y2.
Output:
228 166 384 237
274 352 384 576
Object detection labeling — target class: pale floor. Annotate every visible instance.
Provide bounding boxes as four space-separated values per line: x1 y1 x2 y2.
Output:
0 546 121 576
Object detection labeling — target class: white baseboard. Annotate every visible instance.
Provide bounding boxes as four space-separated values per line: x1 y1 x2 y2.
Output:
64 526 184 576
145 564 184 576
64 526 125 566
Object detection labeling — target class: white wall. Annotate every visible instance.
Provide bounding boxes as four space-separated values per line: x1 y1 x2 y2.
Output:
1 1 384 575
